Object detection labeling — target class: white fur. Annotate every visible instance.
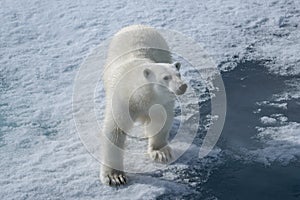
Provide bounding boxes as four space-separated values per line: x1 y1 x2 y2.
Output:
100 25 187 186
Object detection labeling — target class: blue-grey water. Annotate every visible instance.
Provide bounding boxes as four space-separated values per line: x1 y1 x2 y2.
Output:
157 61 300 199
205 62 300 200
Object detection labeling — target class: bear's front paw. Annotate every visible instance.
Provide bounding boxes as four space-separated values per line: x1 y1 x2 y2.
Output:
100 169 127 187
148 145 173 163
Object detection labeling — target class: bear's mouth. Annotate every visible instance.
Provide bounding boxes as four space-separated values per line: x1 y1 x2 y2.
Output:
175 90 185 95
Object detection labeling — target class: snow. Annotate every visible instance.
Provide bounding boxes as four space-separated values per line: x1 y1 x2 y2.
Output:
251 87 300 165
257 101 288 109
260 114 288 126
249 121 300 165
260 116 277 125
1 0 300 199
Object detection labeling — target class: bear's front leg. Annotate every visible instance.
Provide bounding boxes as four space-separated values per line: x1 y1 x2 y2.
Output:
148 141 173 163
100 165 127 186
100 120 127 186
146 109 174 163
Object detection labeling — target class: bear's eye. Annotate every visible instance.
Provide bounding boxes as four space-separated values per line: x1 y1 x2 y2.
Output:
163 75 171 81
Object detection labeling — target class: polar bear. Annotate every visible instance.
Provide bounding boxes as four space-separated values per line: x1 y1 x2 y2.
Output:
100 25 187 186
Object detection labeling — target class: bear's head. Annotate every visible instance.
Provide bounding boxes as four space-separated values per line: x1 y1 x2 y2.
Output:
143 62 187 96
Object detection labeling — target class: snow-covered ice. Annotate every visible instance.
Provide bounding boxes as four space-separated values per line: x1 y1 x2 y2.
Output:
260 116 277 125
1 0 300 199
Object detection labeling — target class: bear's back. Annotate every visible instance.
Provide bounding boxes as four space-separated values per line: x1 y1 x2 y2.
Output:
105 25 171 65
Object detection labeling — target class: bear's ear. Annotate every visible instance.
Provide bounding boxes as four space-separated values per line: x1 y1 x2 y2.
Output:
143 68 152 79
173 61 181 71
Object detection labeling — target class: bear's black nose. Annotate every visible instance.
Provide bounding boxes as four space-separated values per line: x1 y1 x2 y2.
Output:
179 83 187 93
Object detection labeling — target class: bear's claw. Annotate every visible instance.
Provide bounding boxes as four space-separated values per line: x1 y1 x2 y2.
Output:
101 170 127 186
108 174 127 186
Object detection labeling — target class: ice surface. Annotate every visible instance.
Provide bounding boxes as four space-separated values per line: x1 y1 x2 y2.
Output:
1 0 300 199
250 121 300 165
249 79 300 165
260 116 277 125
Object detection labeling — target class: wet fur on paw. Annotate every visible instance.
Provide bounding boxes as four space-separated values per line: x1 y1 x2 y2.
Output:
148 145 173 163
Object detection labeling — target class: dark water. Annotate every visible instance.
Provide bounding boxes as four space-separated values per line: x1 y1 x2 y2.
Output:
205 160 300 200
220 61 286 151
158 61 300 200
204 61 300 200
